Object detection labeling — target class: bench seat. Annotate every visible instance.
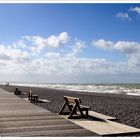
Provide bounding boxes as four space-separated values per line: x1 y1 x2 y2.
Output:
31 95 39 101
28 91 39 102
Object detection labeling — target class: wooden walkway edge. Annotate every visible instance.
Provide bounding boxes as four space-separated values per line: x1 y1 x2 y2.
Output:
88 111 116 120
60 112 140 136
0 88 98 137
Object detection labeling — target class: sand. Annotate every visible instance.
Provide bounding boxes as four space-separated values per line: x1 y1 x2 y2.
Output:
0 84 140 132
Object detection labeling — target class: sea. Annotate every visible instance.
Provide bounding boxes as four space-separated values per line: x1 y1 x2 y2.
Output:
1 82 140 97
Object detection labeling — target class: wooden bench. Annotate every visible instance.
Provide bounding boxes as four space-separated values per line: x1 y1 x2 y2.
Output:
28 91 39 102
59 96 90 119
14 88 21 95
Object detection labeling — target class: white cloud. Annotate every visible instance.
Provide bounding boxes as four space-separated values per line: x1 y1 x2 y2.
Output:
114 41 140 54
29 56 130 77
72 40 86 56
92 39 114 50
14 39 27 49
130 7 140 15
1 33 140 83
45 52 61 60
93 39 140 54
0 44 29 61
128 53 140 68
46 32 69 48
59 32 70 44
47 35 60 48
116 12 132 21
92 39 140 68
21 32 70 54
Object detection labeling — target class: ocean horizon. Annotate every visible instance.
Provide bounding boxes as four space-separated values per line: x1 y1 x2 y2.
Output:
1 82 140 97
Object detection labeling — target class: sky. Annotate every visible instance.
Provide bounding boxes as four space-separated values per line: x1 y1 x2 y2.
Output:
0 3 140 83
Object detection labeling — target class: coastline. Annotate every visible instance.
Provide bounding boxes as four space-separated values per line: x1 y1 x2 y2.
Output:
0 84 140 133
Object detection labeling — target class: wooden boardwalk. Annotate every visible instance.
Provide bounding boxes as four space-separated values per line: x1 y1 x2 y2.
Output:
0 88 98 137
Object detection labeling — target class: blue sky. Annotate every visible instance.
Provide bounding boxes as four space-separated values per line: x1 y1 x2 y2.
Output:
0 4 140 83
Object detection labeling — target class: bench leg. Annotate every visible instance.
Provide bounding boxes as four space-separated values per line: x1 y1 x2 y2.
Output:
31 96 35 101
59 102 67 115
30 97 33 101
77 105 84 117
35 97 38 101
68 105 77 119
28 96 31 100
80 108 89 118
85 109 89 118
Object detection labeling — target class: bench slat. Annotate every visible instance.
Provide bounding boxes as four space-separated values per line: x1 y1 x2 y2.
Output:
64 96 80 104
80 105 90 109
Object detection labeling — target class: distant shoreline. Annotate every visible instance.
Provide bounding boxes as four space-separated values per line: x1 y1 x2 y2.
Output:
0 84 140 136
1 82 140 97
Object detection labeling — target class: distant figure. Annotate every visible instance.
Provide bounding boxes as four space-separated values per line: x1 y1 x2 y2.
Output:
6 82 9 86
14 88 21 95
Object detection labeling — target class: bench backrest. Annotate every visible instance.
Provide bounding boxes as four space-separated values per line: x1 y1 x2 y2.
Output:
64 96 81 104
14 88 21 94
28 91 32 97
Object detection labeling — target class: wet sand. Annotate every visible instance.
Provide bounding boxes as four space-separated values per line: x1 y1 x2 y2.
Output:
0 84 140 131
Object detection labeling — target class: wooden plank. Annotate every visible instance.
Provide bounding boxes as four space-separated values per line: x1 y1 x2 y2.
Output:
67 119 140 136
1 128 97 137
0 115 62 122
0 103 36 106
0 106 45 110
0 118 73 128
0 110 50 115
89 111 116 120
0 124 81 133
0 112 54 117
0 88 98 137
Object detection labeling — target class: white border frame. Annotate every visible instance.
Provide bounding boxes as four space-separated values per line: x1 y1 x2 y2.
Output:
0 0 140 3
0 1 140 140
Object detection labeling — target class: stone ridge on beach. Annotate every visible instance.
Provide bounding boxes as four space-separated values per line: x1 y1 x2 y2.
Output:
0 85 140 134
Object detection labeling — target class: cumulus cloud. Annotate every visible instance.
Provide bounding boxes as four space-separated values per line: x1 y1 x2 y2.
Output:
47 32 69 48
92 39 140 68
45 52 61 59
1 33 140 83
128 53 140 68
116 12 131 21
130 7 140 15
27 56 130 77
0 44 29 61
114 41 140 54
70 40 86 56
20 32 70 54
0 40 118 76
92 39 114 50
93 39 140 54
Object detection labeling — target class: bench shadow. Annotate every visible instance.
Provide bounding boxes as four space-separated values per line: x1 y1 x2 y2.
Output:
64 114 106 122
30 100 44 103
87 115 106 122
